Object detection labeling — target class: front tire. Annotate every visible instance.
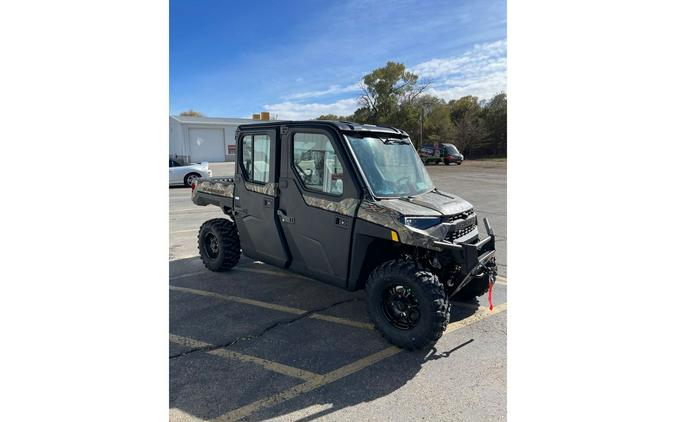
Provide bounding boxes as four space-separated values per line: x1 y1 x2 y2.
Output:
184 172 201 187
366 260 449 350
198 218 240 271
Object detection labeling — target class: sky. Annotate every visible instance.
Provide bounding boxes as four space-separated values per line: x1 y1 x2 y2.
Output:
170 0 506 120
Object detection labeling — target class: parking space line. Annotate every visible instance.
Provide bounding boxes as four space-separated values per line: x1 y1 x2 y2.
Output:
171 228 199 234
445 302 507 333
214 302 508 422
170 271 207 281
310 314 375 330
169 261 260 281
170 334 320 382
170 334 211 349
170 285 375 332
450 300 488 310
496 275 507 285
170 285 306 315
210 349 320 382
214 346 401 422
169 408 205 422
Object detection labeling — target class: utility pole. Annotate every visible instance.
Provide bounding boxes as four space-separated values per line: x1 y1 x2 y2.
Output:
419 108 424 149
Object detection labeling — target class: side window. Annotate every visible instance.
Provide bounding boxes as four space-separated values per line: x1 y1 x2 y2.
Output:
293 133 344 195
240 134 270 183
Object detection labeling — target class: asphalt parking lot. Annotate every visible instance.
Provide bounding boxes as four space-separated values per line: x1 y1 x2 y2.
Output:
169 159 507 421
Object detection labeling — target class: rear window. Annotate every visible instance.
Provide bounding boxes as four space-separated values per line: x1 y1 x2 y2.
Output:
240 135 271 183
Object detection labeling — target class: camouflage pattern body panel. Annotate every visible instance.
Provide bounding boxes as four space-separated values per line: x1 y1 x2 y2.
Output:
356 191 477 250
302 194 359 217
357 200 441 250
191 177 236 210
243 181 279 197
194 177 235 198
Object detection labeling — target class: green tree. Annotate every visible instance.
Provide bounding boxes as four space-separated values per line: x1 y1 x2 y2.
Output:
179 109 204 117
481 93 507 156
447 96 487 157
413 95 453 147
315 114 350 121
311 63 506 159
358 62 427 126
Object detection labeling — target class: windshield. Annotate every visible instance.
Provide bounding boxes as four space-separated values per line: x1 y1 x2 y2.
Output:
443 144 459 154
345 135 434 197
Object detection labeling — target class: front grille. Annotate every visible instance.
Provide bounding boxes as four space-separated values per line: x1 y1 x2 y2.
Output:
445 224 477 242
444 209 477 242
444 209 474 223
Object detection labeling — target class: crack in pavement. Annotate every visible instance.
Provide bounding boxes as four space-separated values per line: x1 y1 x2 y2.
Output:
169 297 363 360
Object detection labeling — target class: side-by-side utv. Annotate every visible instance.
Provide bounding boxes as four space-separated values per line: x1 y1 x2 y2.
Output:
190 120 497 350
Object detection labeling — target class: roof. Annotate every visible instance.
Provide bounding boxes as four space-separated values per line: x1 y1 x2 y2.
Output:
170 115 261 125
237 120 409 137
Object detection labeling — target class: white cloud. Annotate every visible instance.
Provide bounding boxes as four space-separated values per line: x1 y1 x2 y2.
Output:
412 40 506 100
426 71 506 102
264 39 506 118
283 82 361 101
264 98 359 120
412 40 506 79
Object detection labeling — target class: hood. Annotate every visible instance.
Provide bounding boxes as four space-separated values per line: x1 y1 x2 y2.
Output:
378 189 473 217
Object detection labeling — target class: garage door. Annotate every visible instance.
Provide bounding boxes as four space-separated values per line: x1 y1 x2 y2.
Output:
188 128 225 162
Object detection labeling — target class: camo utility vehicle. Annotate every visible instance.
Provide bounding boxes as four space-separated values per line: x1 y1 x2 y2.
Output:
191 121 497 350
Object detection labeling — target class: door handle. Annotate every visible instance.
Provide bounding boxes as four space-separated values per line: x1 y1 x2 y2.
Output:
277 209 295 224
263 198 272 208
334 216 349 229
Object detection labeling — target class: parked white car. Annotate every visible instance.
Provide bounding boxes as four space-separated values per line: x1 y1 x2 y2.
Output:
169 159 212 186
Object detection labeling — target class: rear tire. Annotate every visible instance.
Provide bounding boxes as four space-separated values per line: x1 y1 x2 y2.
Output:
198 218 240 271
366 260 449 350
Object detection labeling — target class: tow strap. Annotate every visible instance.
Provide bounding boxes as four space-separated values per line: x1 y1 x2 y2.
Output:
488 275 494 311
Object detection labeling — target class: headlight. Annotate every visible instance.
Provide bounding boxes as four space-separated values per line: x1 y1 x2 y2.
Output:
402 216 441 230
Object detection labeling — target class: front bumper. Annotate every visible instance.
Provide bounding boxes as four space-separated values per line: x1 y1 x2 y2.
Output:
433 217 497 296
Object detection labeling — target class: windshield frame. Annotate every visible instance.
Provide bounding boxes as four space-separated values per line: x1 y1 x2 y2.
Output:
342 133 436 199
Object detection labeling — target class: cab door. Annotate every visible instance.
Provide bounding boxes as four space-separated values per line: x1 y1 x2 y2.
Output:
278 127 361 287
233 129 289 267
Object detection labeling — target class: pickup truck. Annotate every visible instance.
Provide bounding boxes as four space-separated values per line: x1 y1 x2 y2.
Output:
190 120 497 350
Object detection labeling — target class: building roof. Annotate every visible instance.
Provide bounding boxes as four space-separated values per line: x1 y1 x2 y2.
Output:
170 115 261 125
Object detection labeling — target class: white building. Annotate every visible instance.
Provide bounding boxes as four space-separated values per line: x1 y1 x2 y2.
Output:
169 115 259 164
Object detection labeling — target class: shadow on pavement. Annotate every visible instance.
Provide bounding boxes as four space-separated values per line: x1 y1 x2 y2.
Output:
169 256 482 421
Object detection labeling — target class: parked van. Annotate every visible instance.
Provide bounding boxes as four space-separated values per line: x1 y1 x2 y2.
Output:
418 143 464 165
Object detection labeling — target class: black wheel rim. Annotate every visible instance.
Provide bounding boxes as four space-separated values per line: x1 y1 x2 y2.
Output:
204 232 219 258
381 284 421 330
